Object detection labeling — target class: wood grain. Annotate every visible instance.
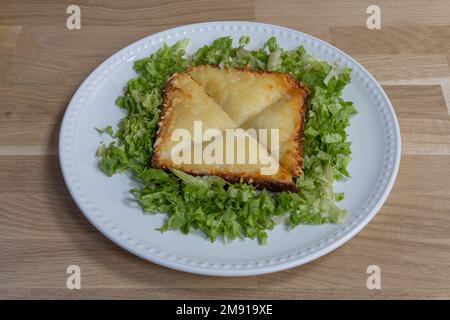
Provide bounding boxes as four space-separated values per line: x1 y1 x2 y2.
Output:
1 0 449 299
385 86 450 155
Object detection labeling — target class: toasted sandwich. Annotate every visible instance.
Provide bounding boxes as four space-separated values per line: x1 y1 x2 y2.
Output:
151 65 308 192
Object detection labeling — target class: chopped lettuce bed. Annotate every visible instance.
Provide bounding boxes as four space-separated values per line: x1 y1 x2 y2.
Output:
96 36 357 244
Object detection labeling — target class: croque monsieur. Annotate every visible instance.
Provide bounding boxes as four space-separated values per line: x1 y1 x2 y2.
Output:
151 65 308 192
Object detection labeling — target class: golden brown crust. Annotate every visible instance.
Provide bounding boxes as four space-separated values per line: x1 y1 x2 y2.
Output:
151 65 309 192
152 160 298 192
151 73 183 168
284 84 308 178
188 64 309 93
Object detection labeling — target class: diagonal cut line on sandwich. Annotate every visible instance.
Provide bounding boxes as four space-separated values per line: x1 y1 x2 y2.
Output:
151 65 308 192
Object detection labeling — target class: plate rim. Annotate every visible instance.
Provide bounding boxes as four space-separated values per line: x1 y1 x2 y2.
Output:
59 21 401 276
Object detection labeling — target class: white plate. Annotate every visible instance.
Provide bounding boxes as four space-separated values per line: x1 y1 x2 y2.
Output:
59 21 401 276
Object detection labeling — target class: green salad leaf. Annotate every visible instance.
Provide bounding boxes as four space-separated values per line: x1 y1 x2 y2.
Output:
97 36 357 244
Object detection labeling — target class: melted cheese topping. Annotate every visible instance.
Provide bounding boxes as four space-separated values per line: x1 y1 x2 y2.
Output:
241 91 304 173
188 65 290 125
153 66 307 191
176 131 281 176
158 73 237 158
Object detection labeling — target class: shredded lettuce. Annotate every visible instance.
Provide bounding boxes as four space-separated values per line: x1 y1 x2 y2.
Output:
96 36 357 244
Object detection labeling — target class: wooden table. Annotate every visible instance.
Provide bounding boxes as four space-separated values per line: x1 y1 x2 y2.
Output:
1 0 449 299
